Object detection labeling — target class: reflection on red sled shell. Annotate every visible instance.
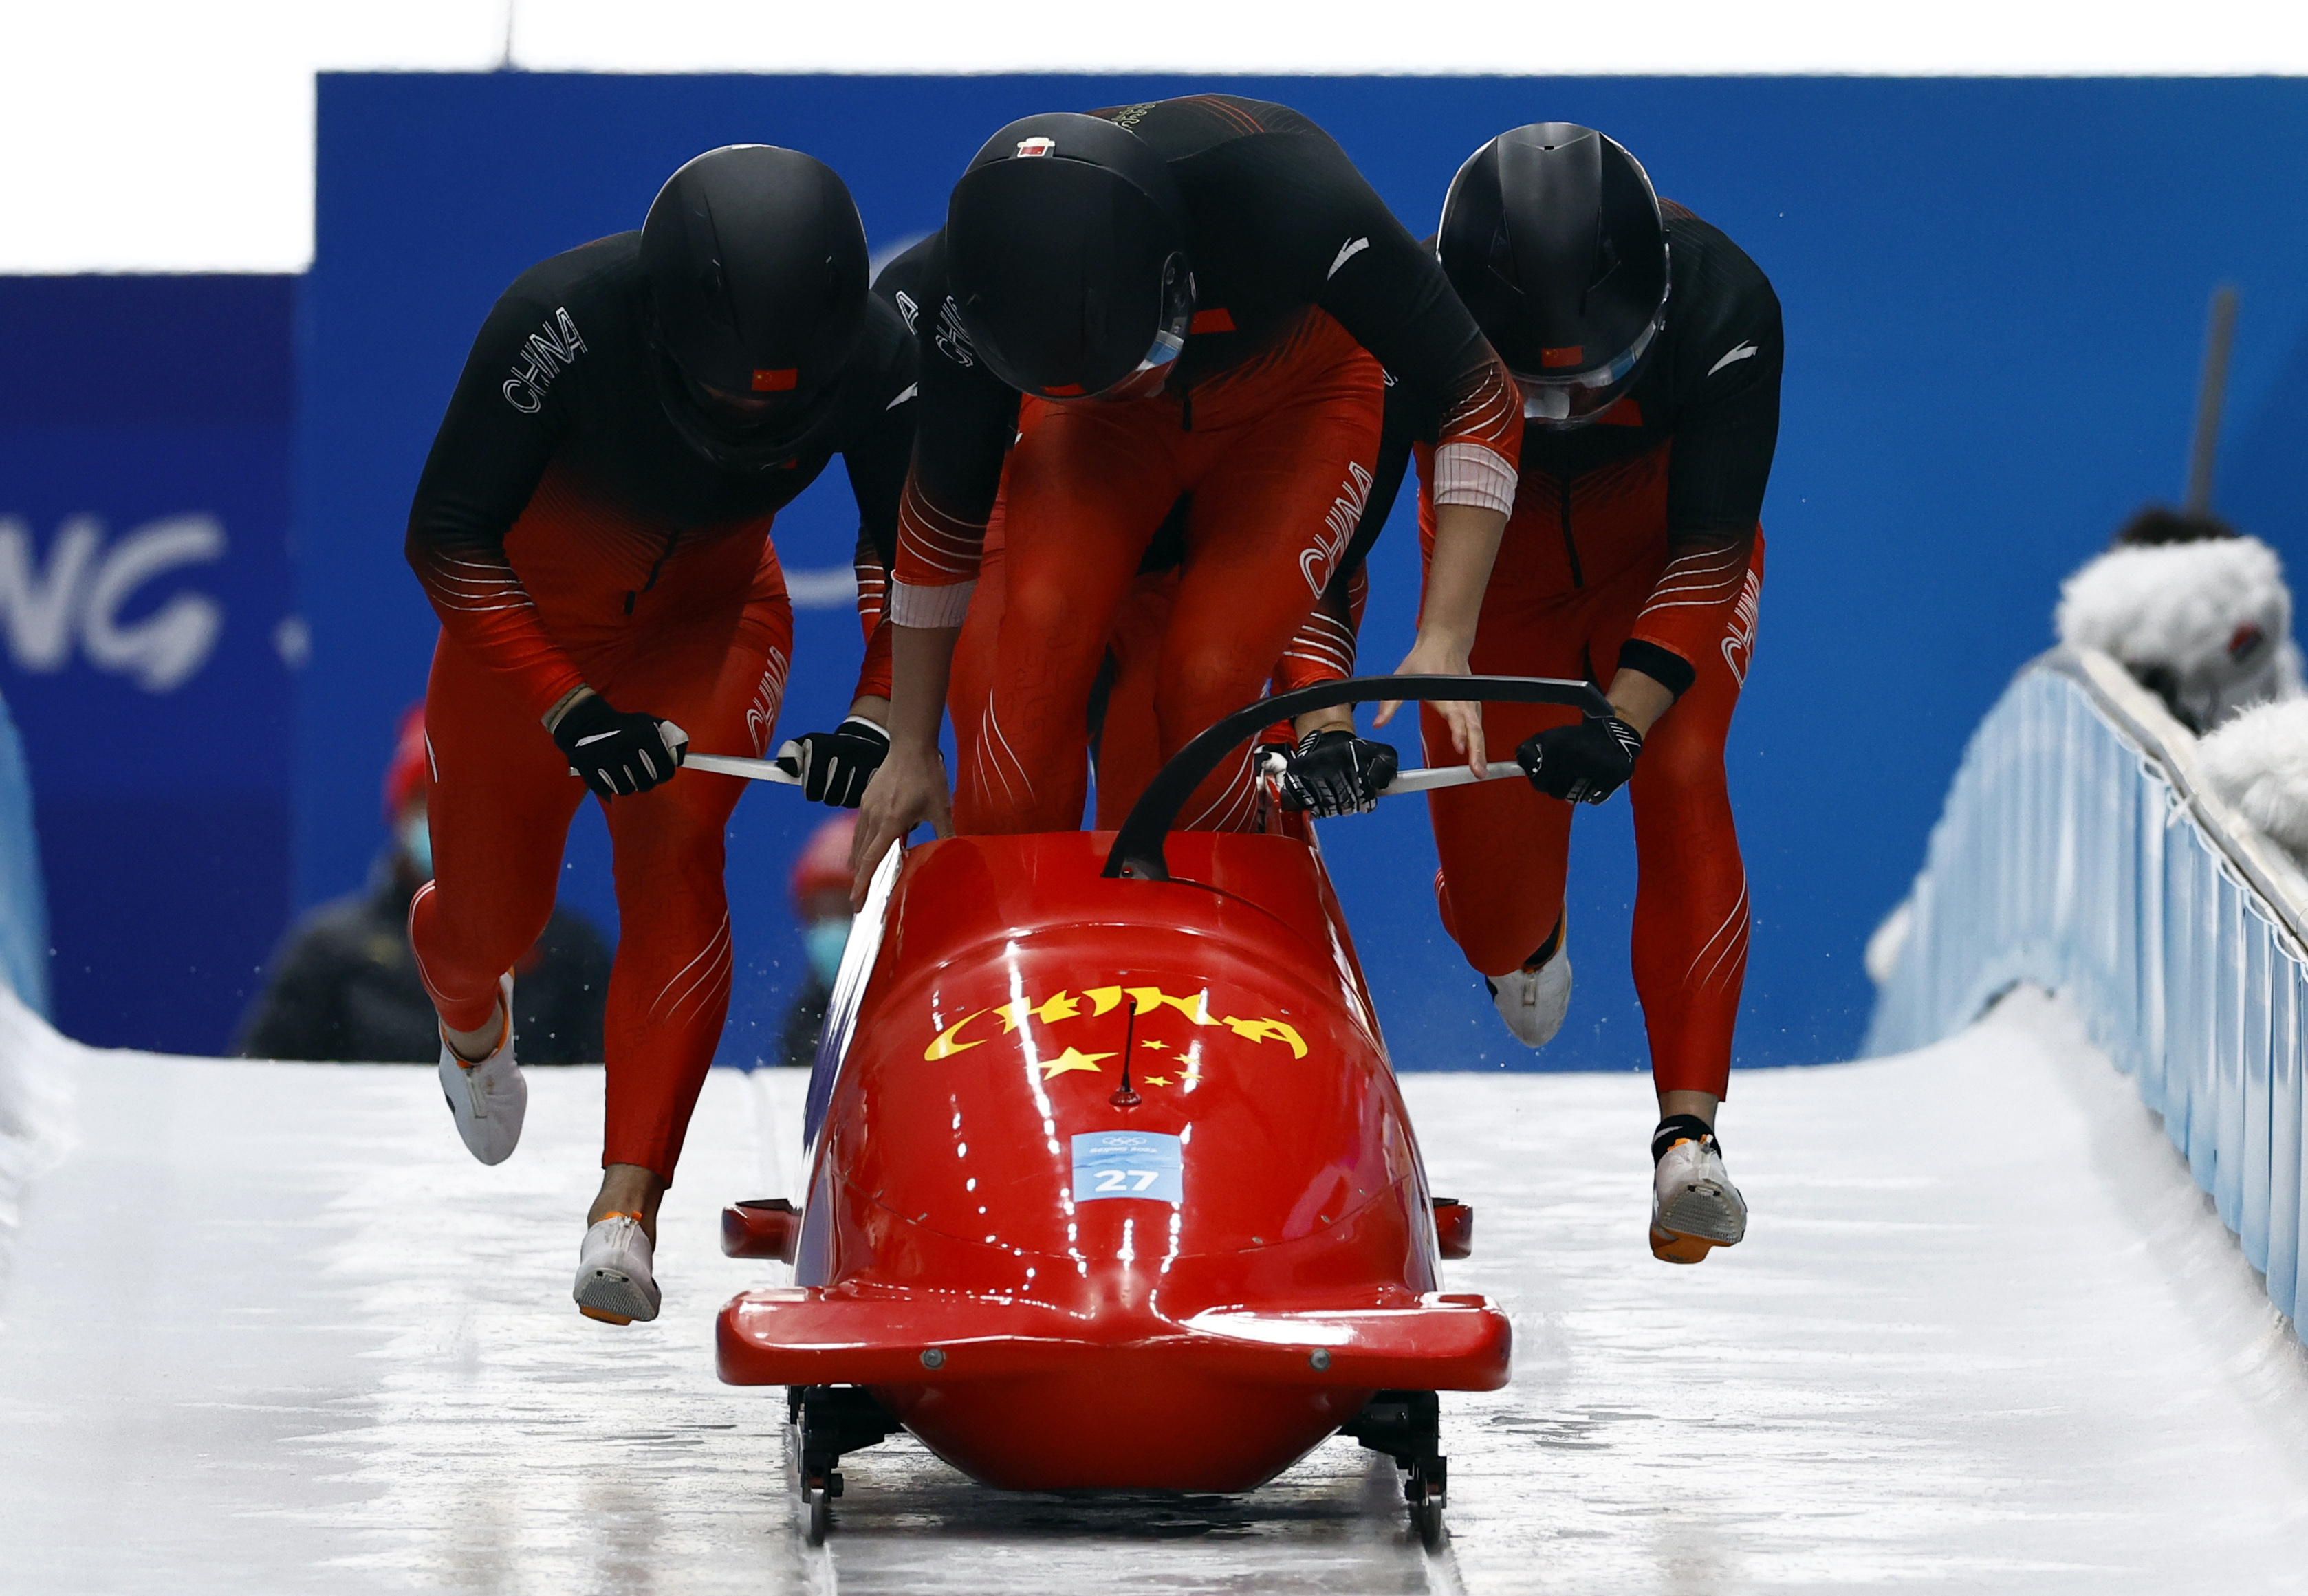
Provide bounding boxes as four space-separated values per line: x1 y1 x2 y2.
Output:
721 1199 801 1262
717 829 1510 1494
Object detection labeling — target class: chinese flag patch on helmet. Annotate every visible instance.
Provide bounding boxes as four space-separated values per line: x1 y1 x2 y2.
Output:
751 368 799 392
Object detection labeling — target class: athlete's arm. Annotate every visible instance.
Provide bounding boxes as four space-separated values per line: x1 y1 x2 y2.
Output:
856 244 1021 886
851 620 958 903
1287 135 1520 509
840 274 930 719
850 508 894 725
404 284 590 724
1288 380 1417 741
884 241 1019 628
1252 135 1515 763
1280 573 1365 739
1620 231 1783 723
767 419 906 810
838 357 912 718
1375 501 1507 770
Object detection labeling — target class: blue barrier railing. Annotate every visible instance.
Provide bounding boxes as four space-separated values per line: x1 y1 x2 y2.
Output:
1867 649 2307 1335
0 690 48 1019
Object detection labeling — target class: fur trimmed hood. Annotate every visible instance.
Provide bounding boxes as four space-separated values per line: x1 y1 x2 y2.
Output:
2056 536 2299 732
2200 698 2308 860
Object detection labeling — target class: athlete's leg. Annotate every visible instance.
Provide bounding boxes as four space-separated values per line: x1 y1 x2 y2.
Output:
954 402 1177 833
588 557 795 1226
409 633 586 1038
1623 541 1759 1265
1092 572 1180 829
1422 728 1575 977
1420 549 1598 978
957 481 1184 832
1157 340 1384 829
948 530 1005 800
1626 536 1764 1104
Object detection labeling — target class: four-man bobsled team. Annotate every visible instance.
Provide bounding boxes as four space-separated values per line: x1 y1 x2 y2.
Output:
403 95 1782 1325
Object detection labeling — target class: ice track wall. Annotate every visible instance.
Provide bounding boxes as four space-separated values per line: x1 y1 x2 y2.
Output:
0 691 47 1017
1868 649 2308 1335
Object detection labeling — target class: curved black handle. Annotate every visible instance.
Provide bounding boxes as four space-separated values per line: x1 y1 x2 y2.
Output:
1102 673 1610 881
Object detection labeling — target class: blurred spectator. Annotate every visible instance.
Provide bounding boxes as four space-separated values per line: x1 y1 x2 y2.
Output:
2201 697 2308 889
2056 507 2301 734
237 706 611 1062
2110 505 2240 547
780 813 857 1068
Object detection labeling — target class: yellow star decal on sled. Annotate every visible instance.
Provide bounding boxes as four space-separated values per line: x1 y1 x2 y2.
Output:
1143 1075 1171 1087
1141 1039 1168 1050
1038 1047 1114 1079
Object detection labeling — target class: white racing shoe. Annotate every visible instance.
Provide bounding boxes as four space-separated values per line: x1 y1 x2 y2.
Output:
437 972 525 1166
1649 1117 1747 1265
1483 918 1571 1049
574 1214 661 1324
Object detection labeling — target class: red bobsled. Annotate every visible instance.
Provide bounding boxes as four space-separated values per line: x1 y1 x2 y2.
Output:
715 676 1603 1541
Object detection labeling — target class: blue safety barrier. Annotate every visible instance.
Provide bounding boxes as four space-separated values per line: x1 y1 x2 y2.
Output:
1867 648 2307 1335
0 688 50 1018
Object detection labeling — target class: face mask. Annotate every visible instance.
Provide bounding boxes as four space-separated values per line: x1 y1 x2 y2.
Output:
398 811 433 877
804 917 852 986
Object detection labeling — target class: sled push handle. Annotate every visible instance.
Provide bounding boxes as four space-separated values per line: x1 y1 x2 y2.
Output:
1102 673 1610 882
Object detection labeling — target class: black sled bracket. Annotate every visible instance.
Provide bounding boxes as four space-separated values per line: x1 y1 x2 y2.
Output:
1340 1388 1449 1544
792 1384 902 1501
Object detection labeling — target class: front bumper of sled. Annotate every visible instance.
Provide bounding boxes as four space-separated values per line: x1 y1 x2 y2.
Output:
717 1285 1510 1391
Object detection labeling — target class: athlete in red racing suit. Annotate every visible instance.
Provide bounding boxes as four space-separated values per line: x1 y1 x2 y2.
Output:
1364 124 1782 1263
852 96 1521 880
403 146 913 1321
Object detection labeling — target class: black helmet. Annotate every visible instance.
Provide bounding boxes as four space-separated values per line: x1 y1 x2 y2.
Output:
640 144 870 469
945 113 1195 402
1439 124 1669 428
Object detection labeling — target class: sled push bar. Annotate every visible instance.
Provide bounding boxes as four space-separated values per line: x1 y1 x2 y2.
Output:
684 750 803 785
686 747 1533 794
1103 673 1610 883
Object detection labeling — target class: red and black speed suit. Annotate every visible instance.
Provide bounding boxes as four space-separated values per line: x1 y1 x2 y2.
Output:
868 236 1366 829
404 232 913 1181
1351 203 1781 1098
886 95 1520 834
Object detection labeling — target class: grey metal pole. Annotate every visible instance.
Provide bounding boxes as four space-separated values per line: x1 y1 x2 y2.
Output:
2185 285 2239 518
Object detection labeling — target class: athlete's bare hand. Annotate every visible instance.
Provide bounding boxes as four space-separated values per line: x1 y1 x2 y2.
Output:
849 743 953 906
1373 636 1483 774
1373 501 1504 774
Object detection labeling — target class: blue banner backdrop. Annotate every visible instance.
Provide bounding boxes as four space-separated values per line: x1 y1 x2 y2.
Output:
293 72 2308 1071
0 276 297 1051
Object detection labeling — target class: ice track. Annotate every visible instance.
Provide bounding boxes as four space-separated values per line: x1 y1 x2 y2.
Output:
4 987 2308 1593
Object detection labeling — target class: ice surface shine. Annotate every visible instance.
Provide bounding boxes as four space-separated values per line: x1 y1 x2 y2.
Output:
3 990 2307 1591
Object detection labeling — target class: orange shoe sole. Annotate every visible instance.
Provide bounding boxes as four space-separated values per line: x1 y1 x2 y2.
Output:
1649 1224 1725 1265
578 1304 634 1325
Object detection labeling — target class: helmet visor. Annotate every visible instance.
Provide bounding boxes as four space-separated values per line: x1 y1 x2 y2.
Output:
1513 310 1663 428
652 345 836 470
1051 252 1194 404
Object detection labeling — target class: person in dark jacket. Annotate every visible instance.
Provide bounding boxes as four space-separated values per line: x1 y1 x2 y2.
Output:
237 706 610 1064
777 812 858 1068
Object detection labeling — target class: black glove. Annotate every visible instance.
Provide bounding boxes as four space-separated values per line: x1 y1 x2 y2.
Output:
1517 713 1643 805
1279 729 1400 818
552 693 688 800
775 716 891 807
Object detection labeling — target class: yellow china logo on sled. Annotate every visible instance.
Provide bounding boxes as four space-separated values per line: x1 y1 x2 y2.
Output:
926 985 1307 1062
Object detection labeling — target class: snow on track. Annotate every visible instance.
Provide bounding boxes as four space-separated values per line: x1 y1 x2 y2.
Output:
1 989 2305 1592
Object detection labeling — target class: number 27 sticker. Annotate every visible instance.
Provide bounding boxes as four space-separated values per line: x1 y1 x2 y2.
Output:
1071 1131 1184 1204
